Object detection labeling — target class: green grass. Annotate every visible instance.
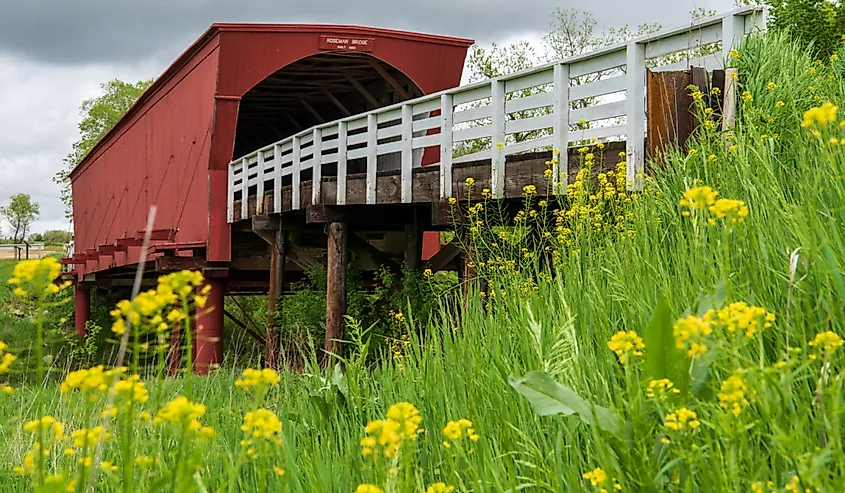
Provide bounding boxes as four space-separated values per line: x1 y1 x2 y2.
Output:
2 31 845 492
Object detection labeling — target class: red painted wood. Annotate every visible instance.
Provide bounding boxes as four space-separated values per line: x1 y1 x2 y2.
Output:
194 277 225 374
70 23 473 275
74 286 90 337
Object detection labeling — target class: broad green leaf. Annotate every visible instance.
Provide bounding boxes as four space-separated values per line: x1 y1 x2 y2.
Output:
643 296 689 395
509 371 620 435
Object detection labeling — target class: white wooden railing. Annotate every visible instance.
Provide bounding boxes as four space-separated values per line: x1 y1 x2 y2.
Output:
227 6 765 222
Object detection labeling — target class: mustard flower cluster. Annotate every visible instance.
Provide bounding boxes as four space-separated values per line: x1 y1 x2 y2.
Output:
664 407 701 432
672 315 711 360
154 396 214 438
808 331 844 360
360 402 422 459
801 102 838 128
718 374 751 417
704 302 775 339
110 269 209 336
607 330 645 364
582 467 622 493
7 257 70 300
441 418 479 448
646 378 680 400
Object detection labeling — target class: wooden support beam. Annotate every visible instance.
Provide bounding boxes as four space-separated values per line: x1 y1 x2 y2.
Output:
155 256 207 272
223 309 266 345
404 209 422 272
344 73 380 108
265 230 286 370
324 221 347 365
368 59 410 100
300 100 324 123
322 89 352 117
282 112 303 132
425 240 461 272
347 232 402 276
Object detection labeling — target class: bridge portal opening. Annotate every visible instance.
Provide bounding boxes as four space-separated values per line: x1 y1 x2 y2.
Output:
233 52 424 160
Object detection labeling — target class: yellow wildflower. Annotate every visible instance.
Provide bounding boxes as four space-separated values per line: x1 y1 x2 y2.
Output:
442 418 480 444
708 199 748 224
241 408 283 445
664 407 700 432
23 415 65 441
235 368 281 390
808 331 843 360
72 426 111 448
465 177 475 187
718 374 750 417
679 186 718 210
154 396 206 427
646 378 681 399
741 91 753 103
776 101 785 108
673 315 712 360
426 484 455 493
607 330 645 364
355 485 384 493
704 302 774 338
801 102 838 128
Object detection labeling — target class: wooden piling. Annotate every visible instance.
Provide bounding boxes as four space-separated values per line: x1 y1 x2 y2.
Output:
265 230 285 370
324 221 347 363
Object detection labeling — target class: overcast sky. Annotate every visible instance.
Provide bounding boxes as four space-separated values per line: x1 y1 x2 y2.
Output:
0 0 736 236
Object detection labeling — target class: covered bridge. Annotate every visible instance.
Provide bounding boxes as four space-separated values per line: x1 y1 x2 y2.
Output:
65 22 474 372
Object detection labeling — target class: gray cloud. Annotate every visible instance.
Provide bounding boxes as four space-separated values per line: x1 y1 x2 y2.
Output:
0 0 736 65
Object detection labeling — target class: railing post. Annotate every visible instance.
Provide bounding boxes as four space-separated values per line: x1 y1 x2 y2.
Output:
625 41 646 192
273 144 282 214
292 135 301 210
337 121 348 205
721 13 745 64
256 150 265 214
440 93 454 200
366 114 377 204
491 80 506 198
552 63 570 195
312 127 323 205
240 157 249 219
227 163 235 222
401 104 413 203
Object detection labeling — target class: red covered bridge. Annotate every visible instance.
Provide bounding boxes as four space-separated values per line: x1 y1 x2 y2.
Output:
64 7 765 373
66 22 473 372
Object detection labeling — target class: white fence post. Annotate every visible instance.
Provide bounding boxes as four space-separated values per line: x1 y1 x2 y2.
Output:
490 80 506 198
292 135 301 210
440 93 454 200
311 127 323 205
722 13 745 63
240 157 249 219
273 144 281 213
366 114 378 204
337 121 347 205
401 104 413 203
625 41 646 192
552 63 570 195
256 151 265 214
227 164 235 222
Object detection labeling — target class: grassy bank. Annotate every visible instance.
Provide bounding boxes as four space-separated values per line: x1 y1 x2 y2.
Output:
2 31 845 492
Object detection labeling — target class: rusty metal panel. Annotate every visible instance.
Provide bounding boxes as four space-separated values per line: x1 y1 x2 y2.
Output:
647 69 695 161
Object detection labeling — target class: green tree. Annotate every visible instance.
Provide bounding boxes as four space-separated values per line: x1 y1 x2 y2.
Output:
762 0 845 58
54 79 153 219
1 194 40 243
42 230 72 246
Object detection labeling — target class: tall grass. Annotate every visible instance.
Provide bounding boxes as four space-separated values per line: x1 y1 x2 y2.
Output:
1 31 845 491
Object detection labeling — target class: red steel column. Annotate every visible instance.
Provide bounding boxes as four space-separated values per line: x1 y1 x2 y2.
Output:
194 277 225 375
74 285 90 337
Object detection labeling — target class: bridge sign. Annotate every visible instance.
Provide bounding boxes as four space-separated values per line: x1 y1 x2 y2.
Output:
319 35 375 52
